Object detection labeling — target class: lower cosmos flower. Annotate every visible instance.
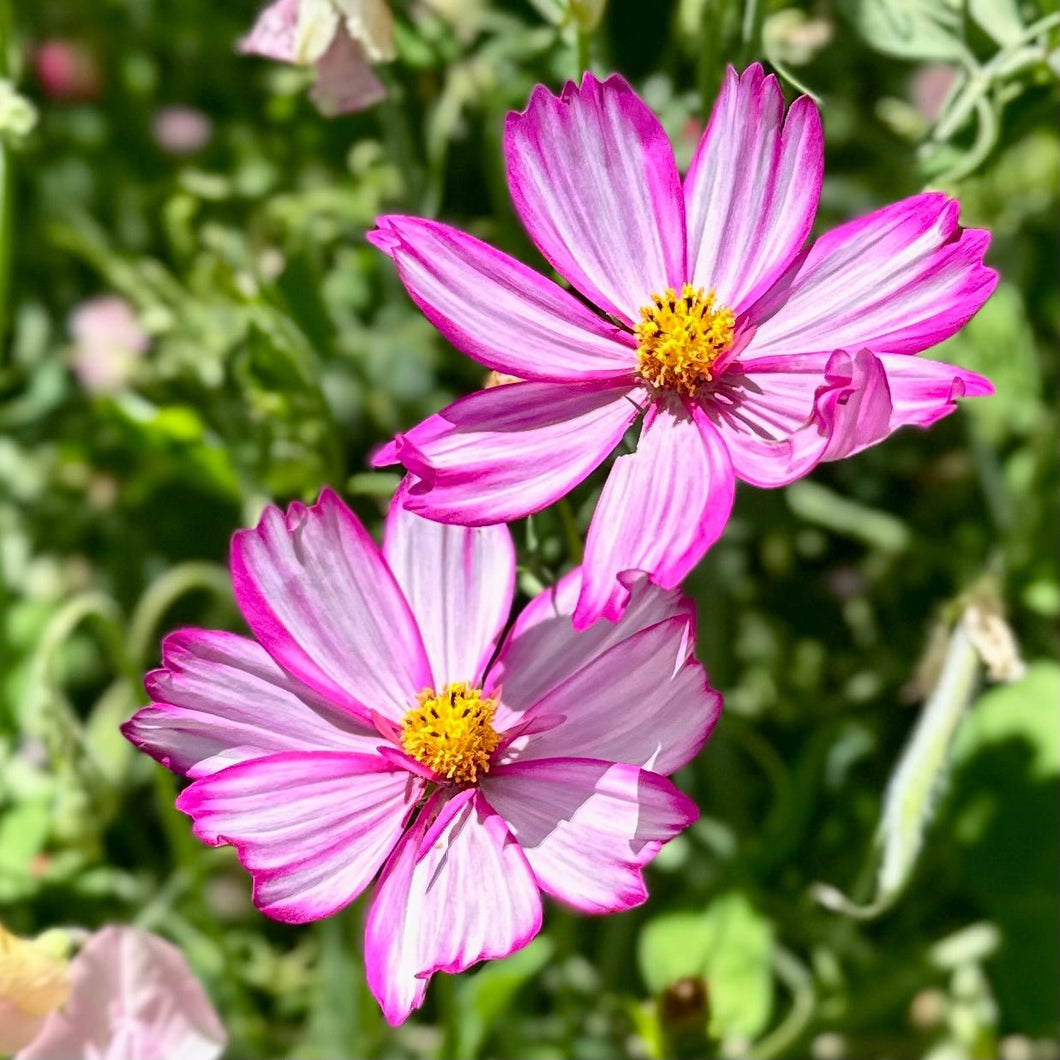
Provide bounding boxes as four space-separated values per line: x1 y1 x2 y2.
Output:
368 64 996 629
122 486 721 1025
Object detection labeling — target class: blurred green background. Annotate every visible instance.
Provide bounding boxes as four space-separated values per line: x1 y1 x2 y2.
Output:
0 0 1057 1057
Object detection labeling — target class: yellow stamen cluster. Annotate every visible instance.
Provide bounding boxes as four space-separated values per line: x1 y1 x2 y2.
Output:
635 284 736 396
400 682 501 785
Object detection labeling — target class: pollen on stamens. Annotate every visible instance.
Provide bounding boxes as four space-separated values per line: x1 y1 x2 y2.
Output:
634 284 736 397
400 682 501 785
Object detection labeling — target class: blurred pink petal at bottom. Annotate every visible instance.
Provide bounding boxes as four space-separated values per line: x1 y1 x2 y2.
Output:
16 927 225 1060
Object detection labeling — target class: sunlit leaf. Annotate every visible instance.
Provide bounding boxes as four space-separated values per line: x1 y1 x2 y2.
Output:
838 0 968 60
638 892 774 1041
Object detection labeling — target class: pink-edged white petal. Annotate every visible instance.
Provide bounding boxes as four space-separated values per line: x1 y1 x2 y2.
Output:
310 28 385 116
747 192 997 356
575 398 735 629
820 348 994 461
816 348 894 461
486 568 694 722
240 0 299 61
230 489 432 725
685 63 823 312
373 381 642 525
123 628 381 779
870 350 993 431
176 752 422 923
16 927 225 1060
481 758 697 915
709 347 990 481
505 73 685 324
703 353 844 486
364 789 542 1026
505 617 721 774
383 480 515 686
368 216 638 383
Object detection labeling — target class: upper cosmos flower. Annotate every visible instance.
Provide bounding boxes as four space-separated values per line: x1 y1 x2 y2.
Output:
122 486 720 1025
369 64 997 629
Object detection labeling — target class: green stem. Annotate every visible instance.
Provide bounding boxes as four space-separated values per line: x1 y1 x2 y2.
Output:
376 69 426 212
739 0 763 65
813 617 981 920
750 946 816 1059
126 561 233 670
575 27 592 77
722 713 793 832
0 0 14 350
556 496 584 564
699 0 730 118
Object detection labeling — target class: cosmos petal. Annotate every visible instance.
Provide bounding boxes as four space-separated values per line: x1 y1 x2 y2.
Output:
685 63 822 311
575 399 734 628
369 216 637 382
505 72 685 324
364 790 542 1025
482 758 697 914
230 490 432 725
747 192 997 356
373 382 641 525
384 483 516 686
176 752 422 923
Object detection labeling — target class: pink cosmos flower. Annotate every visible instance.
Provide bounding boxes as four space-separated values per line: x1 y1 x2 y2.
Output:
16 926 225 1060
368 64 997 629
241 0 394 116
121 486 720 1025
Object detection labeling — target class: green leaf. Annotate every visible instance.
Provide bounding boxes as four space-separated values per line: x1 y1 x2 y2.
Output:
0 797 50 901
638 892 774 1041
786 479 911 554
933 281 1042 446
838 0 968 61
947 661 1060 1033
952 661 1059 781
452 937 555 1058
297 913 375 1060
968 0 1024 45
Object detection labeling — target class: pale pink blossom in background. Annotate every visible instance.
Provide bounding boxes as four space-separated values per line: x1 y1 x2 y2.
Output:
241 0 395 116
370 64 996 629
123 485 721 1024
68 295 149 394
16 927 225 1060
151 105 214 155
34 39 103 102
910 63 960 124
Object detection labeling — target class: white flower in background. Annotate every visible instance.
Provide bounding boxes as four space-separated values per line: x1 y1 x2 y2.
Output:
241 0 395 116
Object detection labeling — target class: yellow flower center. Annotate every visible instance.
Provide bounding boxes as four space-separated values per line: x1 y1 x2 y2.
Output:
400 682 501 785
635 284 736 396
